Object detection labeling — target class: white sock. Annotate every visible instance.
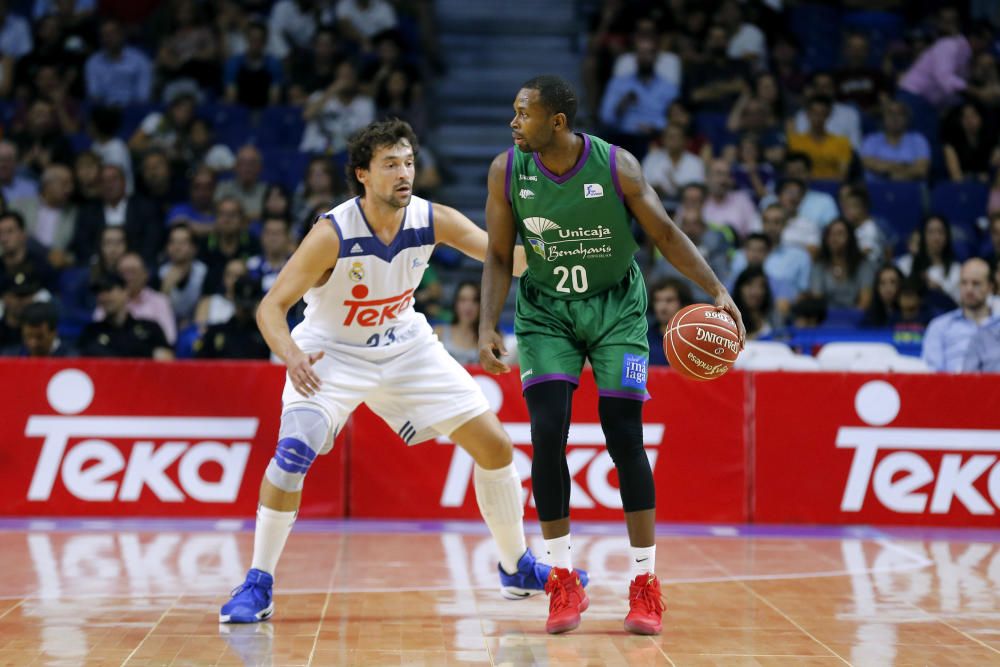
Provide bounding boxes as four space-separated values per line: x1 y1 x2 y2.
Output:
544 534 572 570
250 505 297 577
473 462 527 575
630 545 656 580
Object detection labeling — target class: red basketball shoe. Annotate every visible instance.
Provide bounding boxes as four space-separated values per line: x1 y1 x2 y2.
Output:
624 573 665 635
544 567 589 634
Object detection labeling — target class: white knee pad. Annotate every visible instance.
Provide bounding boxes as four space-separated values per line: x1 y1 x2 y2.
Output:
265 407 332 492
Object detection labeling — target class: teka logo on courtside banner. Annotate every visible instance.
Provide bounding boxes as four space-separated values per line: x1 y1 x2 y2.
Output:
26 369 257 503
839 381 1000 515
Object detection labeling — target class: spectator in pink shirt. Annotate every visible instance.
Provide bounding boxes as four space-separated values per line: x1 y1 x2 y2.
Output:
898 9 989 109
94 252 177 344
702 158 761 240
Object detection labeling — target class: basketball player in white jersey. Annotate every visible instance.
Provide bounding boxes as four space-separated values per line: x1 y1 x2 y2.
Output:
220 119 584 623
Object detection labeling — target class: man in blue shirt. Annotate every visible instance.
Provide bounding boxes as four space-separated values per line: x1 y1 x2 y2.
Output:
963 319 1000 372
860 101 931 182
729 204 811 310
84 18 152 106
599 38 678 147
922 258 998 371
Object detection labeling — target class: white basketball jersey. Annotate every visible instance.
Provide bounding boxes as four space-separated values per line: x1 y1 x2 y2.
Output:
293 195 436 352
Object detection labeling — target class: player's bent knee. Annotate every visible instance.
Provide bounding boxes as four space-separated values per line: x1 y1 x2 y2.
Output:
451 411 513 468
265 407 332 493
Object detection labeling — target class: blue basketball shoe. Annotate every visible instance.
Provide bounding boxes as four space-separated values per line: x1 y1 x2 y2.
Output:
220 569 274 623
499 549 589 599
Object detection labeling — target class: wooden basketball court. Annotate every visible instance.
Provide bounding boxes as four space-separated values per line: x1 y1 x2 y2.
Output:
0 519 997 666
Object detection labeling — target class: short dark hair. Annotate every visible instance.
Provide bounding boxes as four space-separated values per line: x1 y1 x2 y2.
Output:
681 182 708 199
168 222 195 244
262 216 291 231
346 118 419 195
21 301 58 330
777 178 806 195
649 277 694 307
807 95 834 110
785 151 812 170
0 210 25 230
90 106 122 137
520 75 578 128
745 232 772 250
845 184 870 210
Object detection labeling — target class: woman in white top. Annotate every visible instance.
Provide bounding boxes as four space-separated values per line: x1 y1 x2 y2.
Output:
194 258 246 331
897 215 961 303
433 281 483 367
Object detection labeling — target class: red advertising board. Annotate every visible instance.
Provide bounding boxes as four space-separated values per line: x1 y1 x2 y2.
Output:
753 372 1000 527
0 360 347 518
348 367 749 522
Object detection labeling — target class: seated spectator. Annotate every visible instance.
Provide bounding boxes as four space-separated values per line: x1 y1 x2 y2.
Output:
611 30 681 93
666 100 711 162
138 149 184 219
787 96 852 181
73 150 101 206
156 0 219 94
0 211 54 288
84 18 152 106
12 63 82 136
0 140 38 204
224 19 283 108
771 34 807 103
730 134 774 201
730 204 811 311
646 277 693 366
733 266 779 339
0 2 33 97
762 152 838 229
861 101 931 182
966 51 1000 112
87 225 127 287
0 271 45 349
215 145 267 222
375 67 426 137
773 179 820 255
194 257 246 331
840 185 887 263
433 281 483 366
861 264 905 327
247 217 292 293
942 102 998 183
922 258 998 371
684 24 748 113
267 0 321 61
199 197 260 295
362 29 423 99
703 158 760 239
792 72 862 148
94 252 177 345
300 60 375 156
288 28 343 105
641 124 705 203
72 164 162 270
790 295 828 329
724 74 786 164
128 91 197 161
898 8 983 110
87 106 133 191
717 0 766 69
809 218 876 309
599 37 678 153
79 273 173 359
262 184 292 223
12 14 73 101
896 278 933 331
898 215 961 304
195 274 269 359
12 163 76 267
336 0 398 53
188 118 235 176
13 98 74 177
1 300 70 357
159 223 207 327
834 32 890 114
963 317 1000 372
649 183 730 301
166 166 217 234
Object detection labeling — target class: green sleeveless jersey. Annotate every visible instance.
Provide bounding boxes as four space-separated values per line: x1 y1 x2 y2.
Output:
507 133 638 300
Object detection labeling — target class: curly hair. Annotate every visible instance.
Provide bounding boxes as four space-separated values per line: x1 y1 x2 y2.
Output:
346 118 419 195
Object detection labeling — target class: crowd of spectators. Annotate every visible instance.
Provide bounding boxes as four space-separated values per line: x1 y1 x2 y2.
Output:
584 0 1000 371
0 0 439 361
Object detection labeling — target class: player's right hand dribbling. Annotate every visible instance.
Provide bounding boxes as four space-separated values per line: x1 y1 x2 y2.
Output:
479 331 510 375
287 349 325 396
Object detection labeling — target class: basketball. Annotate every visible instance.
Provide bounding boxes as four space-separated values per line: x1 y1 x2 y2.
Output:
664 304 741 381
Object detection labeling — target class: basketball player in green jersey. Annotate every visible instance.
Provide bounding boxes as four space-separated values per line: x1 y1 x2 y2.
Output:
479 75 745 635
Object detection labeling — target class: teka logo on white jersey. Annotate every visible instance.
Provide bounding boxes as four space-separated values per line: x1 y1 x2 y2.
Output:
26 369 256 504
439 376 664 510
839 381 1000 515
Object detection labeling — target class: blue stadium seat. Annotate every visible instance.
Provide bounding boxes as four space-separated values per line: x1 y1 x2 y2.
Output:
841 11 904 64
69 132 92 154
823 307 864 328
260 149 311 192
175 324 201 359
693 112 733 154
867 181 926 244
201 104 253 150
929 181 989 234
788 3 841 72
256 105 306 150
120 103 162 139
809 179 841 200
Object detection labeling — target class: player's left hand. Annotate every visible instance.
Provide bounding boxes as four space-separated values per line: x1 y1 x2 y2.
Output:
479 330 511 375
713 289 746 350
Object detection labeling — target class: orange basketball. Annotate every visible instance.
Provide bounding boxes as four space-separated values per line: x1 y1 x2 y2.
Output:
663 304 741 381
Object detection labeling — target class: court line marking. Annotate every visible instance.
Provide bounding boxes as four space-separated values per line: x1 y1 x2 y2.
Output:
0 599 23 622
306 531 346 667
901 601 1000 658
651 636 677 666
688 541 854 666
119 594 180 667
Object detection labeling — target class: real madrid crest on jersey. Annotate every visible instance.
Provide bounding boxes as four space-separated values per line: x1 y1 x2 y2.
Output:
349 261 365 282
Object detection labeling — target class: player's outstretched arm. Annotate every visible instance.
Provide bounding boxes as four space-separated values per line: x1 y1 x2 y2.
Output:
478 150 518 374
258 220 340 395
615 147 746 344
432 202 527 277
